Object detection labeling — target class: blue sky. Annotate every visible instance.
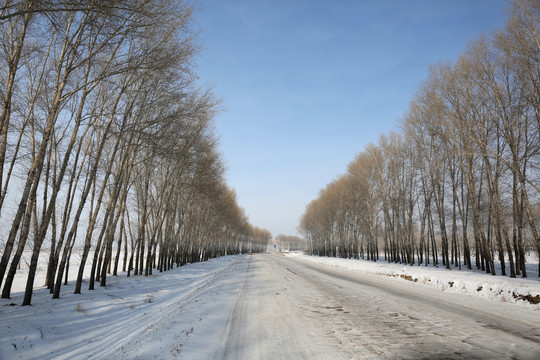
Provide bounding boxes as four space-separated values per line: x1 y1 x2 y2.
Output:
193 0 509 238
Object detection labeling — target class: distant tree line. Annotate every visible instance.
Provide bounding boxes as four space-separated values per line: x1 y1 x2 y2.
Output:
300 0 540 277
275 234 306 252
0 0 269 306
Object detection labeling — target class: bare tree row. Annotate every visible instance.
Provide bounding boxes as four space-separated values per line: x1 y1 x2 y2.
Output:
0 1 269 306
274 234 307 252
300 0 540 277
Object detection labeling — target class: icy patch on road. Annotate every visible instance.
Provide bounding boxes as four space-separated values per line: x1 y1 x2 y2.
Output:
285 252 540 310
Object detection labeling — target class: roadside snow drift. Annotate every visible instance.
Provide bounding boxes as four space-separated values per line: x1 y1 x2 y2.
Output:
286 252 540 309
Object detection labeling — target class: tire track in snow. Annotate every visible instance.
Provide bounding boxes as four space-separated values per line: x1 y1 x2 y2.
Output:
103 255 249 359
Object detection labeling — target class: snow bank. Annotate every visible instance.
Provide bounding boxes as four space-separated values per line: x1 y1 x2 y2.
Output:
285 252 540 310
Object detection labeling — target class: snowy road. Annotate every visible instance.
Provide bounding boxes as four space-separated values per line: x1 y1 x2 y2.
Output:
2 253 539 359
220 254 540 360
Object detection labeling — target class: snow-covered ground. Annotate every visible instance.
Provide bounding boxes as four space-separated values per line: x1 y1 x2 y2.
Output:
0 255 250 359
286 252 540 309
1 251 539 359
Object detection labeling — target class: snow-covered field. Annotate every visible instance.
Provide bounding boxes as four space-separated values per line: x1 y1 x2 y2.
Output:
1 251 539 359
286 252 540 309
0 255 250 359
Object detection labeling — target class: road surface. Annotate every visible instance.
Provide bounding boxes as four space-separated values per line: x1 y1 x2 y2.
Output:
218 253 540 360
